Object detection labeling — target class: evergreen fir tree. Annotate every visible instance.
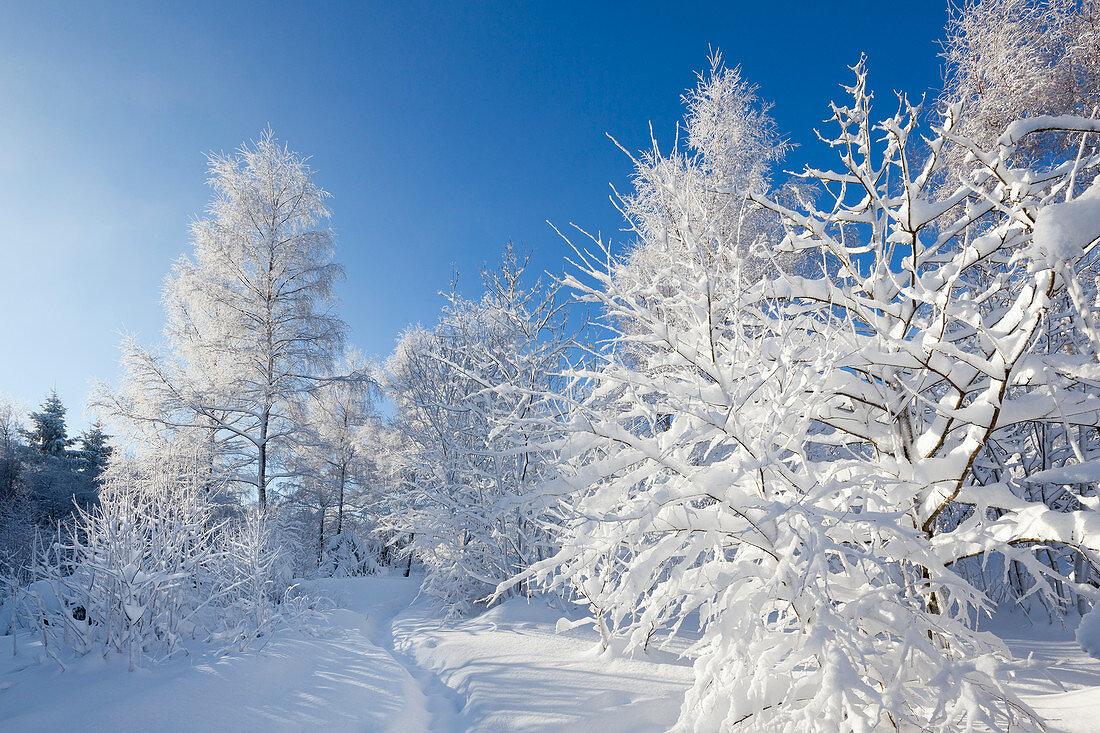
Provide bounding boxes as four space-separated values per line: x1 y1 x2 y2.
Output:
77 421 113 478
22 390 73 458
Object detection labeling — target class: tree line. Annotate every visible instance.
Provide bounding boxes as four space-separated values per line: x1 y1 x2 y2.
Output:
0 391 113 579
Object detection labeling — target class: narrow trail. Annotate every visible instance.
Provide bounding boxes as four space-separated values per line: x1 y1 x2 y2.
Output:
339 574 470 733
384 617 468 733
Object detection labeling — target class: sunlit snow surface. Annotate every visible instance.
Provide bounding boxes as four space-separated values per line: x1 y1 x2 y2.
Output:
1 573 1099 732
983 611 1100 733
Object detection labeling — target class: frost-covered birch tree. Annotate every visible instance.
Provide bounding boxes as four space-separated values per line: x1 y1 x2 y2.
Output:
96 130 347 509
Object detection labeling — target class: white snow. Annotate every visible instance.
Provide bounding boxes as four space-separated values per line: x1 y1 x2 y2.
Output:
1079 607 1100 661
1030 178 1100 264
0 575 431 733
984 611 1100 733
391 596 694 732
4 574 1100 732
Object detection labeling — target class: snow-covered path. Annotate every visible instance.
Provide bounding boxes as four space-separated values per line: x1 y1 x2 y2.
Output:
390 598 693 732
0 575 441 732
0 573 695 732
329 575 470 732
988 613 1100 733
6 574 1100 731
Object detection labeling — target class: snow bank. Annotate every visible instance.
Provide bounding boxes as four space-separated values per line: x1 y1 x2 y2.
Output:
984 610 1100 732
6 576 1100 732
1079 607 1100 660
0 574 430 733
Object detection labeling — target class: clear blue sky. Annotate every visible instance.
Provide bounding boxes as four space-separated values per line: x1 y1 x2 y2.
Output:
0 1 948 429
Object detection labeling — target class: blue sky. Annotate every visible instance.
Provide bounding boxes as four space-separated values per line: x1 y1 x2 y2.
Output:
0 1 947 429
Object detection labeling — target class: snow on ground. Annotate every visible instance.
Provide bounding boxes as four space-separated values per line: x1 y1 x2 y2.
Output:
4 572 1100 732
983 611 1100 733
391 596 693 732
0 575 431 732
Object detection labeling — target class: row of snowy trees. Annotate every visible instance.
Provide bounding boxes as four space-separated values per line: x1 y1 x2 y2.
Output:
0 391 112 580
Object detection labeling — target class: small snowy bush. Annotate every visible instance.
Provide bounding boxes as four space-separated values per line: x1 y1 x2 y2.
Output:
30 453 222 670
27 451 314 669
320 531 379 578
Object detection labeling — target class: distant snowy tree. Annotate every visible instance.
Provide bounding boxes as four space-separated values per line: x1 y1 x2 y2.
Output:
320 531 379 577
941 0 1100 170
74 420 113 479
288 353 379 565
0 396 32 580
0 396 25 504
610 51 795 341
22 391 73 458
13 391 98 522
360 418 418 570
312 355 377 538
95 130 351 509
383 247 572 612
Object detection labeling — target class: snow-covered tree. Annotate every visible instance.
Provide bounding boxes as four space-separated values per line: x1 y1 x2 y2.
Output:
610 52 793 334
96 130 351 509
517 54 1100 730
74 420 113 479
22 391 73 458
383 247 572 612
738 61 1100 617
940 0 1100 170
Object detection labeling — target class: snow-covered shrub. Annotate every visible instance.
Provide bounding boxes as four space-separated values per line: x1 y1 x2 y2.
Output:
27 449 317 668
30 452 222 670
208 508 300 652
320 531 379 577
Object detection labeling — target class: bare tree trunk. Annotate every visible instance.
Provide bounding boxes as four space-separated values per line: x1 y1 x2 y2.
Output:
257 411 269 510
1077 552 1092 616
336 463 346 536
